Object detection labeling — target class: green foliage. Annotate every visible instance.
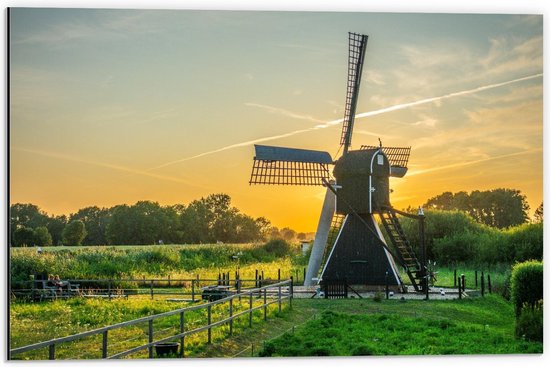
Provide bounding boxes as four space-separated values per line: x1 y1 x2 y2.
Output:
516 300 543 342
10 242 298 283
510 260 543 316
33 227 52 247
505 223 543 262
424 188 530 228
62 220 87 246
12 227 36 247
400 210 543 265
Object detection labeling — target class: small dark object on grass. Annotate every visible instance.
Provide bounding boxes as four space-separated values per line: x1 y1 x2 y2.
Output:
155 342 179 358
400 296 406 302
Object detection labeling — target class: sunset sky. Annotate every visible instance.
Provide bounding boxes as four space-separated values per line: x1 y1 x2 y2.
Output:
9 7 543 232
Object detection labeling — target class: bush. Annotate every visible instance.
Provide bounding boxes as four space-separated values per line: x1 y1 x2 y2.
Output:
262 239 294 257
516 300 543 342
510 260 543 316
505 223 543 262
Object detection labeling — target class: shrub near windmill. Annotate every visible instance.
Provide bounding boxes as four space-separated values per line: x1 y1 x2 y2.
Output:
249 33 426 292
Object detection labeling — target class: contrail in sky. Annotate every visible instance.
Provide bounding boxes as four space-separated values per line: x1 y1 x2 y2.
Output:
151 73 542 170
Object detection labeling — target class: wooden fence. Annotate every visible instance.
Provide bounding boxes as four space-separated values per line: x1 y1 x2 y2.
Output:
11 275 289 301
9 279 293 360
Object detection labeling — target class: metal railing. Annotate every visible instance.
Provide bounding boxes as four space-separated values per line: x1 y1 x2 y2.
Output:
10 279 293 360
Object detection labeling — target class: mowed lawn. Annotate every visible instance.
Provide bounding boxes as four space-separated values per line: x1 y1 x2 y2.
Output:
255 295 542 357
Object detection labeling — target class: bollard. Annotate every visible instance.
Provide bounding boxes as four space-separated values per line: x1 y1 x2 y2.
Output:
385 271 389 300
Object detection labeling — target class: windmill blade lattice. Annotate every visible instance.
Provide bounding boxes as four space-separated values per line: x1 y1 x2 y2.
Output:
360 145 411 167
340 33 369 154
249 145 333 186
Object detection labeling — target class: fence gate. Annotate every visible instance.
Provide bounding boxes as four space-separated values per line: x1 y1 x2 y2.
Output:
321 279 348 299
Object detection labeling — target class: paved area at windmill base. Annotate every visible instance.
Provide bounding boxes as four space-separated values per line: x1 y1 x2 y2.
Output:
292 285 475 300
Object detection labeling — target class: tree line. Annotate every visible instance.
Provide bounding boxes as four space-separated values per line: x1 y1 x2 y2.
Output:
422 188 538 229
9 193 306 247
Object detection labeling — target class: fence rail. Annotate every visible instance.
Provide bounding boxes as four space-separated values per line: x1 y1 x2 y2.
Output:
10 279 293 360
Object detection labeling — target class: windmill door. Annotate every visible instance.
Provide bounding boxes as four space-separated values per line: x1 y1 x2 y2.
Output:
370 152 390 211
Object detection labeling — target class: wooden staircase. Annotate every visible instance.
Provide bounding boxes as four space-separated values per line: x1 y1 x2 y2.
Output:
378 208 423 291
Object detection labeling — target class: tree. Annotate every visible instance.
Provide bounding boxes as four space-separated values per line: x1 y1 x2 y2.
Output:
70 206 110 245
12 227 35 247
46 215 67 246
33 226 52 247
424 188 529 228
10 203 49 244
533 202 543 223
62 220 87 246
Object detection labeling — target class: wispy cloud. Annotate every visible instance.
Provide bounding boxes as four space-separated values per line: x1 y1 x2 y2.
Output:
13 147 198 186
244 103 324 123
150 73 542 170
408 148 542 177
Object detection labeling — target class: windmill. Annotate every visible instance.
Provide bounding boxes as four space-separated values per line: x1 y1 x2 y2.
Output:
249 33 426 292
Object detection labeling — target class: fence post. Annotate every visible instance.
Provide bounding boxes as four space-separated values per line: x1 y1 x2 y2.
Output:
229 298 233 336
180 311 185 358
278 283 282 314
102 330 108 358
454 269 457 287
488 274 492 294
168 274 171 287
278 268 281 281
150 280 154 300
461 274 466 293
290 277 294 308
303 268 306 285
148 319 153 358
207 304 212 344
49 344 55 360
108 279 112 300
191 280 195 302
263 287 267 321
255 270 258 287
249 292 253 327
475 270 478 288
481 271 485 297
458 276 462 300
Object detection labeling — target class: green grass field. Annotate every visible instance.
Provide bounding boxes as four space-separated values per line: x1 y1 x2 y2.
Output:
259 296 542 356
10 292 541 359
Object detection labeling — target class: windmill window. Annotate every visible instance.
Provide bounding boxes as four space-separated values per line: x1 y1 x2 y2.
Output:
377 155 384 165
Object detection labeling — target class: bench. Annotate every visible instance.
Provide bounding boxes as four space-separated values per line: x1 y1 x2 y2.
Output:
37 280 81 300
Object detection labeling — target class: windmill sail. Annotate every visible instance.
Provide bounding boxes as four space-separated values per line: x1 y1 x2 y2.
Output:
340 33 369 155
360 145 411 177
249 145 333 186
